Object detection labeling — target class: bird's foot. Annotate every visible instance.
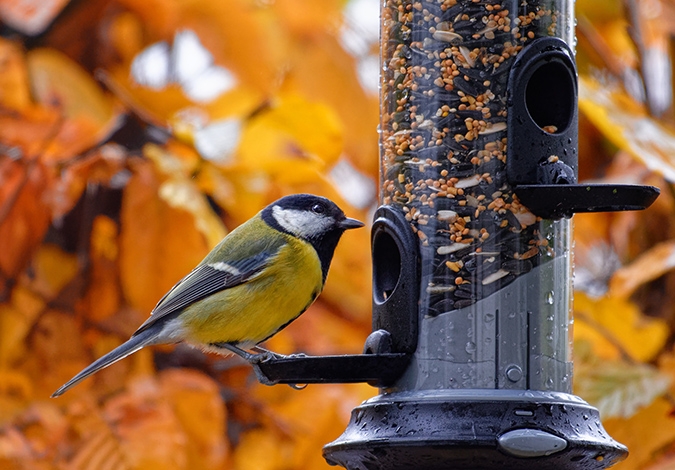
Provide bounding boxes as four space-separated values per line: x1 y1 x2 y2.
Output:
210 342 300 364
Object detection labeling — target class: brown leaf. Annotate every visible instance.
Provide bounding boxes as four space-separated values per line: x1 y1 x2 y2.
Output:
0 159 52 278
29 311 88 397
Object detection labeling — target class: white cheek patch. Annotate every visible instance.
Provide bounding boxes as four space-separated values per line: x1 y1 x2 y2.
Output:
272 205 333 239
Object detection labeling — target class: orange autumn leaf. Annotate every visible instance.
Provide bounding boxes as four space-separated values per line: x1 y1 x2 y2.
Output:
0 0 71 36
119 159 212 314
603 398 675 470
249 383 373 470
26 48 120 162
29 310 89 398
233 427 290 470
76 215 121 323
103 379 190 470
27 48 114 126
0 38 31 111
0 285 46 367
158 369 229 468
609 240 675 298
44 143 128 220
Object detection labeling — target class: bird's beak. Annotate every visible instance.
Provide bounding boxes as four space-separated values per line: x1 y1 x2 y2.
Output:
339 217 365 230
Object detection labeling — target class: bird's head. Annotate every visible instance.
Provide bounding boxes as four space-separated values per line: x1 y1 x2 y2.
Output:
262 194 364 242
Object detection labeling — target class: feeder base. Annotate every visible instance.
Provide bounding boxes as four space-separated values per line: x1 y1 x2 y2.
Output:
323 390 627 470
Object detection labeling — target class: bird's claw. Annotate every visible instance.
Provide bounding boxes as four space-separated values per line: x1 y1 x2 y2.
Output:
247 351 282 364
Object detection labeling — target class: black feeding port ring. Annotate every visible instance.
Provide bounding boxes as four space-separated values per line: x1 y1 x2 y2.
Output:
525 59 575 134
372 229 401 304
371 205 420 354
506 37 579 187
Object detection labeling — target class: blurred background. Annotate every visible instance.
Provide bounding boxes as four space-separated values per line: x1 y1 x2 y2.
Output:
1 0 675 468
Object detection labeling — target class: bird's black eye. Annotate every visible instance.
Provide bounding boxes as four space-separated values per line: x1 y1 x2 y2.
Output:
311 203 325 214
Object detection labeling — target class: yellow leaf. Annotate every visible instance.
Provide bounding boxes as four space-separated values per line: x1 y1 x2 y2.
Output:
144 143 227 248
284 34 380 176
119 160 211 314
30 244 79 300
574 292 669 362
237 92 343 174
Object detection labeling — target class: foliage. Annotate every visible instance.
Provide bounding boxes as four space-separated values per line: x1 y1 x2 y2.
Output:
1 0 675 469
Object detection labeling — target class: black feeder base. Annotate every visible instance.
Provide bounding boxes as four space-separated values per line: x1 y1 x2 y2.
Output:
323 390 627 470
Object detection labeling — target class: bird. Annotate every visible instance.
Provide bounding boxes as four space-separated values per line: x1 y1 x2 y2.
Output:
51 194 364 397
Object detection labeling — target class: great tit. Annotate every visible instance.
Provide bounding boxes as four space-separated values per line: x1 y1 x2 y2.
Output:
52 194 363 397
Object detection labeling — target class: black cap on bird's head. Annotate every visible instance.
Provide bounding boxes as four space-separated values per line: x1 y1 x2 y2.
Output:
261 194 364 280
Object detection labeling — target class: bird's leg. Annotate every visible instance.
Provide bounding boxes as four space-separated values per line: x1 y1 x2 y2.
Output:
211 342 281 363
251 345 290 359
212 343 309 390
210 342 281 386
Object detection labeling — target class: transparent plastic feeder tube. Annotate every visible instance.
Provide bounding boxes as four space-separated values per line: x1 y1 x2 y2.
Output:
380 0 574 392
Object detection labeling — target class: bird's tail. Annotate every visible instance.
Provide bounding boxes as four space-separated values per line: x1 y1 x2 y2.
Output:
51 327 159 398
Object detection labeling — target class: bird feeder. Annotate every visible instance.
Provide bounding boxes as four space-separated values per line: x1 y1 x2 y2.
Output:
251 0 659 468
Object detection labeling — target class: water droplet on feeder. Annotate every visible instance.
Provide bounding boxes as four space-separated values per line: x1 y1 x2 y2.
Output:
546 291 554 304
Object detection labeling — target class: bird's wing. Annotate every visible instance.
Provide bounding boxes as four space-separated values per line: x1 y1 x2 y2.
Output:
132 250 275 336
